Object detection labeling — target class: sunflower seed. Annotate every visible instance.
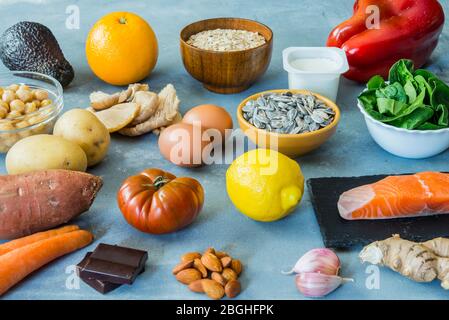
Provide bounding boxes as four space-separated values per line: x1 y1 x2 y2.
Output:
311 113 325 124
271 120 284 129
287 109 297 121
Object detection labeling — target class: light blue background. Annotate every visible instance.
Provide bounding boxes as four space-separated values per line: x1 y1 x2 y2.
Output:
1 0 448 300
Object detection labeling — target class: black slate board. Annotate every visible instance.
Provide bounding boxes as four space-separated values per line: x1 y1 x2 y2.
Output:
307 174 449 248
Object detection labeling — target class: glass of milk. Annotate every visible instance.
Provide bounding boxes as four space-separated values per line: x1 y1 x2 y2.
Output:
282 47 349 102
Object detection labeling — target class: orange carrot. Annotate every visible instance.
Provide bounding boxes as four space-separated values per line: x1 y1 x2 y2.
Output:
0 229 93 296
0 225 80 256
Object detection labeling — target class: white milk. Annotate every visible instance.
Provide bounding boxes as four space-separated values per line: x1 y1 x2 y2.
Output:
290 58 339 73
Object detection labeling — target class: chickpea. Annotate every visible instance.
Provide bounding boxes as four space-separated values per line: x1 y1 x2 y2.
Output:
40 99 52 107
18 84 30 91
28 115 44 125
0 122 14 131
15 120 29 129
16 88 33 102
9 99 25 113
33 89 49 101
32 100 41 108
2 90 16 103
7 84 19 91
0 100 9 112
24 101 38 114
0 107 7 119
7 110 22 119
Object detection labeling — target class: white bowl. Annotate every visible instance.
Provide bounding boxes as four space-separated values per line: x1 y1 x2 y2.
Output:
357 101 449 159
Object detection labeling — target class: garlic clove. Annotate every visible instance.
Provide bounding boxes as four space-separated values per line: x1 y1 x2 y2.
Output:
282 248 340 276
295 272 353 298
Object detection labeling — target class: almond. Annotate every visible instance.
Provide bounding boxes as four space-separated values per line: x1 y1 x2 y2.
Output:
188 280 204 293
221 256 232 268
201 252 223 272
194 258 208 278
203 247 216 255
181 252 202 263
172 260 194 275
222 268 238 282
225 279 241 298
215 251 228 259
231 259 243 275
175 268 202 285
202 279 225 300
211 272 227 286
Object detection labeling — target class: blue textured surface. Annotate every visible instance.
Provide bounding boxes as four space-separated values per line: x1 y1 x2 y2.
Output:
1 0 449 300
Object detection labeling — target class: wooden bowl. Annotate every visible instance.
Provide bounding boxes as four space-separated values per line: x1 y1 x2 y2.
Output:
237 89 341 158
180 18 273 94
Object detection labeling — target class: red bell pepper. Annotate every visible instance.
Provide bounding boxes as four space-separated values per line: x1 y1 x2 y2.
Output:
327 0 445 83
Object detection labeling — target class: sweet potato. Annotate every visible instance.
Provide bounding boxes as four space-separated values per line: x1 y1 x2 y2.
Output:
0 170 102 239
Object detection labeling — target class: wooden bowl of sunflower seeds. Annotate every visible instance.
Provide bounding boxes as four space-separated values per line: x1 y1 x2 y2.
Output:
180 18 273 94
237 89 341 158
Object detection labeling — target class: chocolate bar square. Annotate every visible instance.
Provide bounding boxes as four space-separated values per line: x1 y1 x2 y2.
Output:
79 244 148 285
76 253 121 294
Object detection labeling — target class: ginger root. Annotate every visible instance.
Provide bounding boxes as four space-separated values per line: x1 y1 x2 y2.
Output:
360 235 449 289
119 84 180 137
129 91 159 125
90 83 149 111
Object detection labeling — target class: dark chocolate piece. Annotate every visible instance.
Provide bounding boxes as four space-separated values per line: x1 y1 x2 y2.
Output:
76 252 121 294
79 244 148 285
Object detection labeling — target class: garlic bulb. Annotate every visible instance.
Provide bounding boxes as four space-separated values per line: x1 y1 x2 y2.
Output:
295 272 353 298
282 248 340 275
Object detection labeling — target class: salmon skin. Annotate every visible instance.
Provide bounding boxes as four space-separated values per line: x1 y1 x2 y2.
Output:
338 172 449 220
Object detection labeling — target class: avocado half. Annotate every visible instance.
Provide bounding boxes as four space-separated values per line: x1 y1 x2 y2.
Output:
0 21 74 87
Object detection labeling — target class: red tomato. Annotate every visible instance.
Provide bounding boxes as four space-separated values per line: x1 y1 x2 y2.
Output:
117 168 204 234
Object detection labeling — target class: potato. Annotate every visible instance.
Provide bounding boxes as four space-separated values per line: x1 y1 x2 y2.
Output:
6 134 87 174
53 109 110 166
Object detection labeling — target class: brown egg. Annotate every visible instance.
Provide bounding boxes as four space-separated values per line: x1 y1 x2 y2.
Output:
182 104 233 144
158 123 211 167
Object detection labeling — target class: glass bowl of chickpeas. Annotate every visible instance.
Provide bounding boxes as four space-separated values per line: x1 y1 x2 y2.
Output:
0 71 63 152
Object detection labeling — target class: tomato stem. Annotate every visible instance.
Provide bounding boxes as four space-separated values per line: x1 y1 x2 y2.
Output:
142 176 170 190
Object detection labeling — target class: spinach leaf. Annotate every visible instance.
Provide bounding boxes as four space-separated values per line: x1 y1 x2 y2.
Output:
404 80 417 103
436 104 449 127
430 79 449 109
418 122 446 130
376 82 407 103
389 106 434 130
414 75 433 103
388 59 415 86
414 69 437 82
377 98 407 115
367 75 385 90
414 69 449 108
358 89 377 111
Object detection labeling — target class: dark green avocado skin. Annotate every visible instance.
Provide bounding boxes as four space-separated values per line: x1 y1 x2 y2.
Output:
0 22 74 87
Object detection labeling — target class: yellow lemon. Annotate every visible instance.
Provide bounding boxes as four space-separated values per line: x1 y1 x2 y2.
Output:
226 149 304 222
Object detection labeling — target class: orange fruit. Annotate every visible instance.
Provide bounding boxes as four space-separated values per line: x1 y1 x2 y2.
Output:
86 12 158 85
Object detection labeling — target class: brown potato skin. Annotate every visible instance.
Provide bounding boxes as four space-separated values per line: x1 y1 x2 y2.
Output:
0 170 103 239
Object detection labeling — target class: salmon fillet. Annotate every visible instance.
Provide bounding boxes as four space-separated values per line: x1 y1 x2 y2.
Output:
338 172 449 220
